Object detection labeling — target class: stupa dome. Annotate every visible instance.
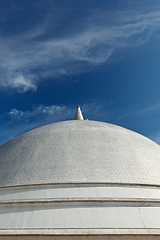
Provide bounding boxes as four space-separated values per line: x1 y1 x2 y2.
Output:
1 106 160 239
0 120 160 187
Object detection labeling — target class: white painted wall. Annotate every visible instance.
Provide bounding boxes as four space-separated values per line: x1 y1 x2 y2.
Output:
1 184 160 201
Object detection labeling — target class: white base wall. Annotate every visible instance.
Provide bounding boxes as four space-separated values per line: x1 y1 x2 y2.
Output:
0 184 160 239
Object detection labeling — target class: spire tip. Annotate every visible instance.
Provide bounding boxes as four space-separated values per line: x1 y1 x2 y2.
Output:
74 106 84 120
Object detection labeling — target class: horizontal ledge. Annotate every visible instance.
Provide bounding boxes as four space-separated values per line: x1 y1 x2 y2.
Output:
0 182 160 190
1 228 160 236
1 198 160 206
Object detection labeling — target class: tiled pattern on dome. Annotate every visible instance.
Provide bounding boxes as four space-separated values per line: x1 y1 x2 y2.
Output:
0 120 160 187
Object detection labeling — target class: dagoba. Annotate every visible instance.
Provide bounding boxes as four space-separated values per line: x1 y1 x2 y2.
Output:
0 106 160 239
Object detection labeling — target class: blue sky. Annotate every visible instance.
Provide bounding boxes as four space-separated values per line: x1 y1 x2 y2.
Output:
1 0 160 145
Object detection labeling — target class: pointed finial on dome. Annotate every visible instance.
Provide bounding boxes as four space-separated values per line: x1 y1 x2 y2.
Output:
74 106 84 120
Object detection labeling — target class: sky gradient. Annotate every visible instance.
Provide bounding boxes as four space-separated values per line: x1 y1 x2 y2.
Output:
1 0 160 146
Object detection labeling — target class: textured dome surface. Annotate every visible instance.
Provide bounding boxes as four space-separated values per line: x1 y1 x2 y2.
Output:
0 120 160 187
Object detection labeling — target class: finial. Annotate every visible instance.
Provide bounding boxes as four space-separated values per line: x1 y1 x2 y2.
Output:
74 106 84 120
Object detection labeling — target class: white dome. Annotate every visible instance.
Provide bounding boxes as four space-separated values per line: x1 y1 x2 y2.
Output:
0 120 160 187
1 118 160 238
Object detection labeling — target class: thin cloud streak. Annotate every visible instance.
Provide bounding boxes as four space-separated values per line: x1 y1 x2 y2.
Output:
0 102 114 145
1 101 160 146
1 9 160 92
116 102 160 120
8 104 73 121
0 104 74 146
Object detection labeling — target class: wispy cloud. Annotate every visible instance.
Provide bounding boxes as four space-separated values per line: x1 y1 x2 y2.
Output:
8 104 73 122
7 102 113 122
116 102 160 120
0 102 114 145
1 101 160 146
0 104 74 145
1 6 160 92
9 109 24 118
111 102 160 146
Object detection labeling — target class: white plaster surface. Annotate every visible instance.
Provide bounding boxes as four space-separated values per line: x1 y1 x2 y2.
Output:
0 183 160 231
0 120 160 187
0 205 148 228
0 202 160 229
0 120 160 238
1 184 160 201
